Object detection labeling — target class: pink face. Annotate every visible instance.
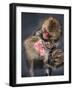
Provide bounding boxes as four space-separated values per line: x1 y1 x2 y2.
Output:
42 30 52 40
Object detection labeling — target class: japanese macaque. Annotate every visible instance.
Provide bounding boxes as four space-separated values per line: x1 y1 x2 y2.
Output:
23 17 64 76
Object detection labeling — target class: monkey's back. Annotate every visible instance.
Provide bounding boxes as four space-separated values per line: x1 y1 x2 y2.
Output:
23 36 41 60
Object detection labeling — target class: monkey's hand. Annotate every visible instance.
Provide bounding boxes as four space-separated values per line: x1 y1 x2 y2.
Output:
45 42 56 49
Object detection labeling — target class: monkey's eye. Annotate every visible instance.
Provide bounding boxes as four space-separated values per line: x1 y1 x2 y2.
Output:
43 30 49 35
43 28 48 33
43 30 50 37
43 30 47 33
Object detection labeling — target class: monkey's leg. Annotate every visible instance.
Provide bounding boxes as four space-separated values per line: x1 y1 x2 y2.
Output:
29 60 34 77
43 51 51 76
44 61 52 76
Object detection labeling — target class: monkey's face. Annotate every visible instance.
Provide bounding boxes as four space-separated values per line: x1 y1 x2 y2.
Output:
41 17 61 41
42 30 51 40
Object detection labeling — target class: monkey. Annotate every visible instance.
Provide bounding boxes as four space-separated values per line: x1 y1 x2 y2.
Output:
23 17 64 76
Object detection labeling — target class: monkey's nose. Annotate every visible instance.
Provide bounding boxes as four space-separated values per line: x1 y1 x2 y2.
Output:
45 31 49 37
44 31 52 38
